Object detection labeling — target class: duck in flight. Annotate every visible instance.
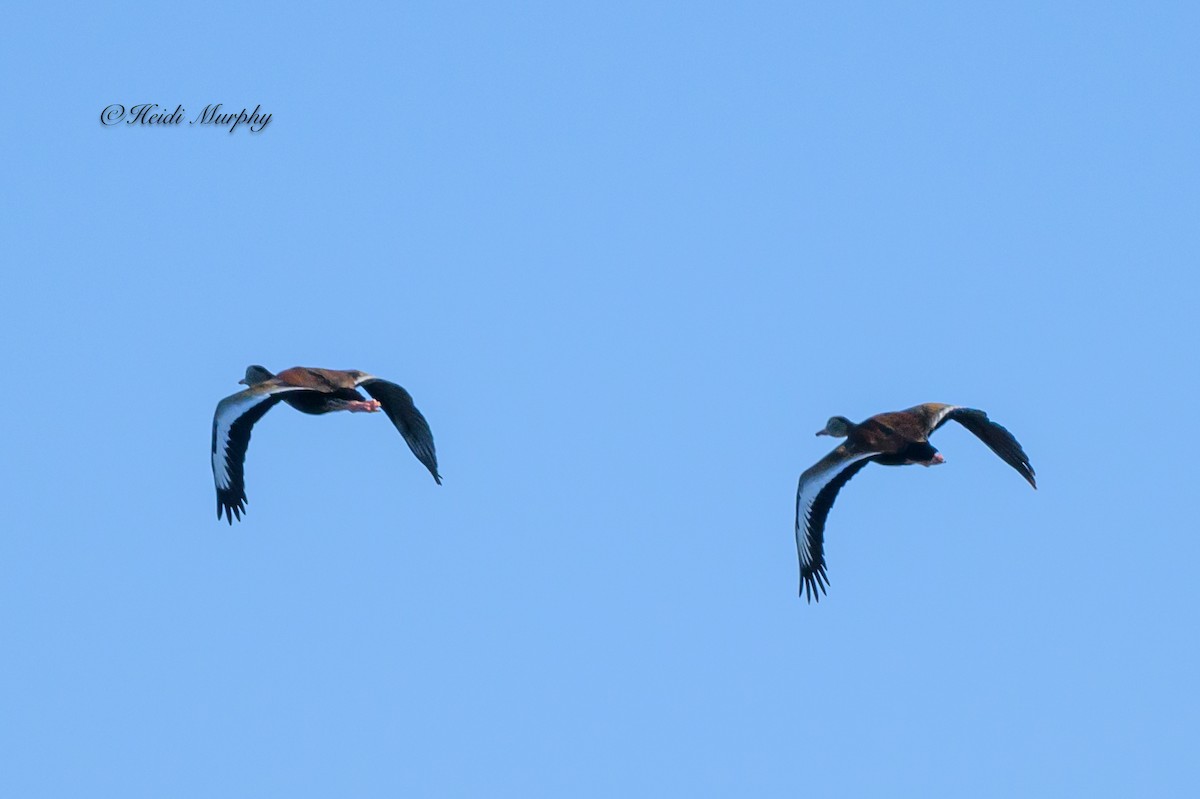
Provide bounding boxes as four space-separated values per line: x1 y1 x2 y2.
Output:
211 366 441 523
795 403 1035 602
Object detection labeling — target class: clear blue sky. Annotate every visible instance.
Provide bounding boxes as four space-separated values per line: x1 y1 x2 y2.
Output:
2 2 1198 796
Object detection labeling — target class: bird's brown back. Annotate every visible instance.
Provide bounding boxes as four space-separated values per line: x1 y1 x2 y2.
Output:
274 367 358 391
848 410 931 454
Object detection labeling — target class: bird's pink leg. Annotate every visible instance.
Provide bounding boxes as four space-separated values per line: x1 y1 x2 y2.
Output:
346 399 383 413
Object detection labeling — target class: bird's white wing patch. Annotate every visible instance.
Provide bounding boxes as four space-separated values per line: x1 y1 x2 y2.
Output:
928 404 962 430
211 384 309 489
795 449 877 568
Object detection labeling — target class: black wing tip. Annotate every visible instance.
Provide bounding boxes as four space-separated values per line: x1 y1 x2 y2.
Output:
416 449 441 484
799 568 829 603
216 494 246 524
415 451 442 484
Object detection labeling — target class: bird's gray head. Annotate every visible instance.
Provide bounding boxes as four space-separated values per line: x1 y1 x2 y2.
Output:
239 365 275 386
816 415 854 437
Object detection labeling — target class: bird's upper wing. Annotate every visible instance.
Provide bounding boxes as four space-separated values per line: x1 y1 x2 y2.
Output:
359 378 442 484
932 407 1037 489
795 444 878 602
211 382 323 523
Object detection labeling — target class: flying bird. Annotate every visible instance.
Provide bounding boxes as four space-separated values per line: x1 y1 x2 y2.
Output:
211 366 441 523
795 403 1035 602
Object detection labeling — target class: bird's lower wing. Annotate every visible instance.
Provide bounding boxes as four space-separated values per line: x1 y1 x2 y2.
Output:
211 383 323 523
360 378 442 484
938 408 1036 489
795 446 877 602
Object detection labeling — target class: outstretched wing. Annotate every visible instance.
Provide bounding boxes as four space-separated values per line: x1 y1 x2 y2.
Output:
933 407 1036 489
795 445 877 602
360 378 442 484
211 383 321 523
